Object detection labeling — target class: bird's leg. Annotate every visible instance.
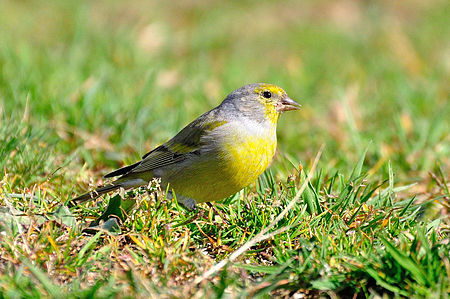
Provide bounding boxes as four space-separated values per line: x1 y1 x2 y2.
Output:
174 194 198 211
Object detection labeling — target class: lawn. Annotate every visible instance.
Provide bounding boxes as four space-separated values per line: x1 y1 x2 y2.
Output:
0 0 449 297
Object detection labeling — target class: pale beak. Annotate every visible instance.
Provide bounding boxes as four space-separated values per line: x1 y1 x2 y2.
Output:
277 96 301 112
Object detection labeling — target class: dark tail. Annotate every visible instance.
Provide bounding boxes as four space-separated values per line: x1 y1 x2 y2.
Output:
104 161 140 178
70 184 122 205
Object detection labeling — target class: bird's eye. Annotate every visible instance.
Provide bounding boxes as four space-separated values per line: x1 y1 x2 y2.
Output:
263 91 272 99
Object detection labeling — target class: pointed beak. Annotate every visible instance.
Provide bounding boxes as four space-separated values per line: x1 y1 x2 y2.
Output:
277 96 301 112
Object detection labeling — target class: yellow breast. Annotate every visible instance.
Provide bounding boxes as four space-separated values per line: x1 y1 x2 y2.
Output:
165 123 277 203
220 127 277 191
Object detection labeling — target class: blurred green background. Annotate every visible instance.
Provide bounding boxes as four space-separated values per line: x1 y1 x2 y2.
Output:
1 0 448 188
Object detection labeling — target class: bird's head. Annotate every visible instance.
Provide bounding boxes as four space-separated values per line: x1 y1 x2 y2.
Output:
224 83 301 124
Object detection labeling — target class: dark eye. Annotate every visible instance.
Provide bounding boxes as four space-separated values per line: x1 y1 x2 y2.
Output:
263 91 272 99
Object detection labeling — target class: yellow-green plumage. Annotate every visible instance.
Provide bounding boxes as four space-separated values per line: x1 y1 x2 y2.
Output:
166 122 277 203
72 83 300 209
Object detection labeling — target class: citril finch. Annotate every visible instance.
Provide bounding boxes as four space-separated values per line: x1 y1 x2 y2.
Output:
72 83 300 210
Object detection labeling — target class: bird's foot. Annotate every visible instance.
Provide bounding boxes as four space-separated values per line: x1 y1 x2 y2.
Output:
178 197 197 211
167 192 197 211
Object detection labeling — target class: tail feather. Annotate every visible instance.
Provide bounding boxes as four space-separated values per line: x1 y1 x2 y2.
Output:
71 184 122 205
104 162 140 178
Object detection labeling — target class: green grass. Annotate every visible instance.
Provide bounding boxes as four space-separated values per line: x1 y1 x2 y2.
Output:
0 0 449 297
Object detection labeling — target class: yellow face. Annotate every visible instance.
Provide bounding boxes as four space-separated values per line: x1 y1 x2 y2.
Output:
253 83 300 124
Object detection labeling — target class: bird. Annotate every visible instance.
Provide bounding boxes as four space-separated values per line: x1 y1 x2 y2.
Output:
71 83 300 210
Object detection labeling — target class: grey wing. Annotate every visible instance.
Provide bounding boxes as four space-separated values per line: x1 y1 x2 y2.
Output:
130 144 193 173
103 144 194 178
104 107 225 177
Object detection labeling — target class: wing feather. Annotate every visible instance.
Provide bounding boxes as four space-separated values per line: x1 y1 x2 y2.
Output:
113 108 226 175
131 145 189 173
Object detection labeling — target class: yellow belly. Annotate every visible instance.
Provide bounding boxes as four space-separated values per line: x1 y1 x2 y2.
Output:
167 130 277 203
220 133 276 192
